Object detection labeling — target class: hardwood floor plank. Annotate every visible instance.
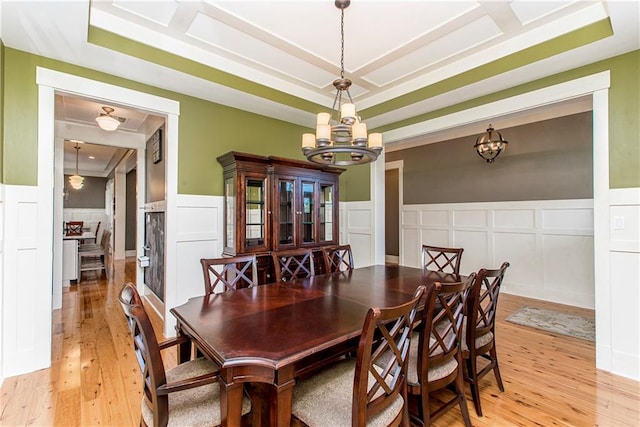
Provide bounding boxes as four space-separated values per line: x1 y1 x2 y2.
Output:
0 259 638 426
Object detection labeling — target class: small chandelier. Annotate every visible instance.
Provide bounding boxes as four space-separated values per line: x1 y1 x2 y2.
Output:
95 106 121 131
69 142 84 190
302 0 382 166
474 124 508 163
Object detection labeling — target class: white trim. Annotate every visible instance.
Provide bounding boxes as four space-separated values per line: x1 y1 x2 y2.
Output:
36 68 179 115
371 153 385 265
384 71 611 143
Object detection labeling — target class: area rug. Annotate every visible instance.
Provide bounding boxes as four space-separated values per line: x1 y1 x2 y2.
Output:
506 306 595 341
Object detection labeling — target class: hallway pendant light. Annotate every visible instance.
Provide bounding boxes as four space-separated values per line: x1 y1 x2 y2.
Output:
95 106 121 131
474 124 508 163
301 0 382 166
69 142 84 190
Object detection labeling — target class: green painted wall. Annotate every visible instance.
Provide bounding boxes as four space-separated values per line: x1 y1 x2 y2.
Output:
2 47 638 198
381 50 640 188
2 48 370 198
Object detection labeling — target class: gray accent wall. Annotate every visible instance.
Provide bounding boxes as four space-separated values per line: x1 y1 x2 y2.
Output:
64 176 107 208
386 112 593 204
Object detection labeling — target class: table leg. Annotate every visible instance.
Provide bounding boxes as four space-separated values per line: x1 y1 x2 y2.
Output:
220 379 245 427
270 380 295 427
175 328 191 364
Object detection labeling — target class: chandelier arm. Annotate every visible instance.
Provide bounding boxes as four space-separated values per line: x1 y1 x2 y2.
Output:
330 89 341 120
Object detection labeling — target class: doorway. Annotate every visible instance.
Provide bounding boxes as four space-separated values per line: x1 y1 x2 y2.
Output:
52 101 151 310
385 161 403 264
17 67 181 375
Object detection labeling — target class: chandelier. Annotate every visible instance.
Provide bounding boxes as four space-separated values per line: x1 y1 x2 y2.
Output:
302 0 382 166
474 124 508 163
68 141 84 190
96 106 121 131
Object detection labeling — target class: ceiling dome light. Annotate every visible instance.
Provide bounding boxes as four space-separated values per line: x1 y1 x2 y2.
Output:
69 174 84 190
95 106 121 131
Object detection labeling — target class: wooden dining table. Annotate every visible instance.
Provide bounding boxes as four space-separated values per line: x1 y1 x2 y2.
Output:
170 264 461 427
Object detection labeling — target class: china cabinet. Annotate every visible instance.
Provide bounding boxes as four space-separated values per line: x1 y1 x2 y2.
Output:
217 152 344 283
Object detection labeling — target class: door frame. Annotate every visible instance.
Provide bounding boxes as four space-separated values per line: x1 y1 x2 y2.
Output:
37 66 180 341
376 71 612 373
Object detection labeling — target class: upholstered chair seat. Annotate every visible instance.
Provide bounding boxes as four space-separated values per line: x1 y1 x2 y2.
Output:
405 336 458 384
140 358 252 427
292 359 404 427
461 329 494 352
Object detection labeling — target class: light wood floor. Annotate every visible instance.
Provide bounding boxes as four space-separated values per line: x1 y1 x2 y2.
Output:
1 259 638 426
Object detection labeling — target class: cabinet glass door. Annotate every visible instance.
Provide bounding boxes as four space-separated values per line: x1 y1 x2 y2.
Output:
245 178 266 250
319 184 334 243
277 179 295 246
301 181 316 244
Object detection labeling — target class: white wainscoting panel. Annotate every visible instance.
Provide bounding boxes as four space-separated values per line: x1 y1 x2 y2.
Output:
2 185 52 378
606 188 640 380
402 199 595 309
63 208 108 230
340 201 375 268
172 195 223 320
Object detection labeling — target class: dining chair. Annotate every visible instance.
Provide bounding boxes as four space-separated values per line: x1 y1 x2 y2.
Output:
78 230 111 283
65 221 84 236
291 285 426 427
200 254 258 294
118 283 252 427
271 248 315 282
321 244 354 273
462 262 510 416
79 221 100 245
421 245 464 276
407 274 476 427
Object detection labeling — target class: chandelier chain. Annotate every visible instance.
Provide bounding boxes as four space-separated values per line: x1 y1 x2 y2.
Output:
340 6 345 80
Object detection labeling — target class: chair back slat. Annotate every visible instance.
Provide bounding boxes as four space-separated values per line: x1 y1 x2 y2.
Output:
467 262 510 340
420 275 475 370
118 283 169 426
322 244 354 273
200 255 258 294
353 285 425 426
66 221 84 236
421 245 464 276
272 248 315 282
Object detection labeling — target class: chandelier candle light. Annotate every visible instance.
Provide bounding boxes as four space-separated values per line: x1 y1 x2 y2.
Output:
69 141 84 190
302 0 382 166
